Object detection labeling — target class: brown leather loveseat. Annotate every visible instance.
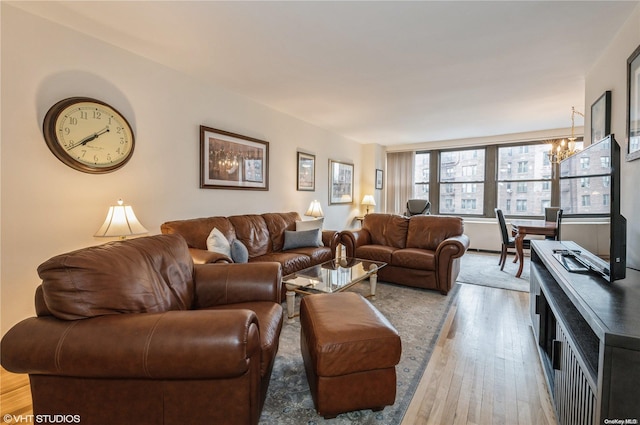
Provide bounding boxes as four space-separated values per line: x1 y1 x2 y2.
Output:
1 234 283 425
340 213 469 294
161 212 339 284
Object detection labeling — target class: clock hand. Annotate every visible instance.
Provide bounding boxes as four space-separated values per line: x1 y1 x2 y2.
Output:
67 126 110 150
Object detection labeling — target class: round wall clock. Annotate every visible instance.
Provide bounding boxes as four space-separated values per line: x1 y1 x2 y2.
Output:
43 97 135 174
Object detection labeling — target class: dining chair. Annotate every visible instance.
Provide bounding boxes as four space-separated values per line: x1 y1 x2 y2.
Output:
495 208 531 270
544 207 563 240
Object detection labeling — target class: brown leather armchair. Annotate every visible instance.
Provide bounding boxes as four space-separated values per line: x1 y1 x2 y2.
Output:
1 234 283 425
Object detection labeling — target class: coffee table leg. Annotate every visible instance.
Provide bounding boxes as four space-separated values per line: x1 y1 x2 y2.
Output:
286 289 296 319
369 264 378 298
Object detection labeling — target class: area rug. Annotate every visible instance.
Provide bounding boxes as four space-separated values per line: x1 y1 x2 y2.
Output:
457 250 530 292
259 281 460 424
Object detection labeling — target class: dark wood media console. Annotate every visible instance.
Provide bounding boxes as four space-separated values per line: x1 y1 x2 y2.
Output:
529 240 640 425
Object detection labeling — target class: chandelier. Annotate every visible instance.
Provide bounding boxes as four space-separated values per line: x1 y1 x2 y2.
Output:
547 106 584 164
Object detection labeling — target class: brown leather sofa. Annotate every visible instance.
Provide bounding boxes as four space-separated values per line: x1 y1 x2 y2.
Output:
0 234 283 425
161 212 339 293
340 213 469 294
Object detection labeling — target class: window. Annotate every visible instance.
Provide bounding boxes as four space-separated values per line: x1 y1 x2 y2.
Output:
402 137 602 218
438 148 485 215
580 157 590 169
497 143 552 216
461 183 477 193
517 182 527 193
413 152 430 201
461 199 477 209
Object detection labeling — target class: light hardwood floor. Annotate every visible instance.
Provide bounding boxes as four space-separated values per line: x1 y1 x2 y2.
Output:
1 283 557 424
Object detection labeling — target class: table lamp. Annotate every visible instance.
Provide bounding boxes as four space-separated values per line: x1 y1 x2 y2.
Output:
305 200 324 218
94 199 148 239
361 195 376 214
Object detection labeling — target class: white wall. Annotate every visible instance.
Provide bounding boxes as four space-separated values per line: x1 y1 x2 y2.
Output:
586 3 640 270
0 5 363 334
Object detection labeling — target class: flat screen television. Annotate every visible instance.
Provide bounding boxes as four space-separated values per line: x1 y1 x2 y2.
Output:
559 134 626 282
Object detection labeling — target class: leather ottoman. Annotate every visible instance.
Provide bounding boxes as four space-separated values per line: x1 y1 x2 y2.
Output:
300 292 402 419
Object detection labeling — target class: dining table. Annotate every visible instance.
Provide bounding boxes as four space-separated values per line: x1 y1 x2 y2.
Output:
510 219 558 278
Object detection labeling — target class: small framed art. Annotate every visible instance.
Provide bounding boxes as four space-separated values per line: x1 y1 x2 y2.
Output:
627 44 640 161
329 159 353 204
200 126 269 190
375 169 384 190
297 152 315 191
591 90 611 143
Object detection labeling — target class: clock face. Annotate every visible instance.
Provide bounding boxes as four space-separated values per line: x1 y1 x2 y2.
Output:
43 97 135 173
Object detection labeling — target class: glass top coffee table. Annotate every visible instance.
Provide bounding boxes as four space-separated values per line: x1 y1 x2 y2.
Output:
283 257 386 319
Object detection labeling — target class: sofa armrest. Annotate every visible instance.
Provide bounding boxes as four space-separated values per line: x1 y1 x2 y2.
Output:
0 310 260 379
194 262 282 308
190 248 232 265
339 230 372 257
322 230 340 253
435 234 470 293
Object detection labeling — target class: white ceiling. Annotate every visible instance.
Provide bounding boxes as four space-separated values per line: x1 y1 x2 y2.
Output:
10 1 640 145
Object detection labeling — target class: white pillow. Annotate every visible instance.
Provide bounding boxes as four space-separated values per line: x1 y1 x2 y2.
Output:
295 218 324 246
206 227 231 256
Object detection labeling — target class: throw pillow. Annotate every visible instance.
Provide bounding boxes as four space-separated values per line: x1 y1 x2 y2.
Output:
283 228 323 250
206 227 231 256
295 218 324 246
230 239 249 263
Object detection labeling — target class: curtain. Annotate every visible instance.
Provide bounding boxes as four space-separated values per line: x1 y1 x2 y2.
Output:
385 151 414 215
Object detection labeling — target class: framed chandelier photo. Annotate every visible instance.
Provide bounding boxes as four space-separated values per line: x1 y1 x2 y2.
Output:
200 126 269 190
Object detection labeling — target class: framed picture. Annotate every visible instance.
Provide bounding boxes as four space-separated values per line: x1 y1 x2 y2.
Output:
375 169 384 190
591 90 611 144
200 125 269 190
329 159 353 204
297 152 315 191
627 44 640 161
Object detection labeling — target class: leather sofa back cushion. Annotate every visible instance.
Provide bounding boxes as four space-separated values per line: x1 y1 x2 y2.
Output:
262 212 299 251
406 215 464 250
228 214 272 257
161 217 235 250
37 234 195 320
363 214 409 249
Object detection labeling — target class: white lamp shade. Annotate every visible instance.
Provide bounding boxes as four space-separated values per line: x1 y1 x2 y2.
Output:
361 195 376 206
305 200 324 218
95 199 148 238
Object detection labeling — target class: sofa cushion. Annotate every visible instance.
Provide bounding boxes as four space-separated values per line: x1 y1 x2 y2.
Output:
354 245 397 264
161 216 235 250
283 228 323 250
230 239 249 263
406 215 465 251
391 248 436 270
206 228 231 256
263 212 299 252
37 234 195 320
251 252 312 276
363 214 409 249
229 214 271 257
